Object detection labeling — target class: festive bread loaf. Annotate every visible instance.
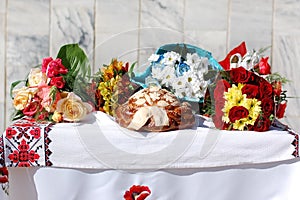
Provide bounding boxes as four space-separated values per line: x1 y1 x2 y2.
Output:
115 86 195 132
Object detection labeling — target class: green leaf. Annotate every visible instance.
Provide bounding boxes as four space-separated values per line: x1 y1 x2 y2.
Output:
56 43 91 92
128 62 136 78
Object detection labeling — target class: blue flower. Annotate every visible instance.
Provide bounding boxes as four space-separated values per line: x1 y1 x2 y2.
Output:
176 62 190 76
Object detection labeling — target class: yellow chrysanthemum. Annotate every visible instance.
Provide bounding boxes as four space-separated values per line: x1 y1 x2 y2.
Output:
222 83 262 130
232 118 248 131
223 84 246 123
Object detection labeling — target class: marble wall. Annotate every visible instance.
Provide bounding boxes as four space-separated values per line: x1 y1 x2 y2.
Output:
0 0 300 132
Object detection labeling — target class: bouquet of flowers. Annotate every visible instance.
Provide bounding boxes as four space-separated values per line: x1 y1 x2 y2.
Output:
94 59 140 116
11 44 94 122
208 42 288 131
132 43 223 103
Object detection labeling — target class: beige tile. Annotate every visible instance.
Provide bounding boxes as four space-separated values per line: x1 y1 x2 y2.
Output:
229 0 273 51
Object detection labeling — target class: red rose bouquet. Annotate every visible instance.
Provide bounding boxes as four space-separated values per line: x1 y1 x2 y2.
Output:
208 42 288 131
11 44 94 122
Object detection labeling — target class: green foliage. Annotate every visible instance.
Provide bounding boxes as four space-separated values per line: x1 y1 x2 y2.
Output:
56 43 94 103
56 43 91 91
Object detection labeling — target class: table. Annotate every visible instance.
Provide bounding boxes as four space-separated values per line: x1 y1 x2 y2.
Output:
1 112 299 200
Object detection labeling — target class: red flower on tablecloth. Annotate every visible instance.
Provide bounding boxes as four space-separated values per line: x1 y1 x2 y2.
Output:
124 185 151 200
8 139 40 167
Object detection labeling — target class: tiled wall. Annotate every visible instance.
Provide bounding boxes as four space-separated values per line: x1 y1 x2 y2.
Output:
1 0 300 132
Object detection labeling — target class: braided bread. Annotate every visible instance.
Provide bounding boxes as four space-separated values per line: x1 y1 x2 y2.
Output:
115 86 195 132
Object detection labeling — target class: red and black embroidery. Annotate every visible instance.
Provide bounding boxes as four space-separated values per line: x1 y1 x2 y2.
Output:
44 125 53 166
3 118 53 167
272 119 299 157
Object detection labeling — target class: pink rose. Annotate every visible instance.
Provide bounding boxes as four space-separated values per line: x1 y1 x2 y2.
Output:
50 76 65 89
37 85 61 112
42 57 53 73
41 57 68 78
23 101 42 116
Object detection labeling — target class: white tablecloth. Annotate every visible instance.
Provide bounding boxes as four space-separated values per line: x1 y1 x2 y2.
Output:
1 111 299 200
8 159 300 200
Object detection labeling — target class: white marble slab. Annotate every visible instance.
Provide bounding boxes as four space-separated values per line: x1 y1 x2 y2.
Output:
184 0 228 31
184 0 228 60
228 0 273 52
137 27 186 69
6 0 50 127
140 0 184 30
274 0 300 34
0 0 6 133
185 30 227 61
273 0 300 121
138 0 185 68
95 0 139 72
94 31 139 73
50 0 94 67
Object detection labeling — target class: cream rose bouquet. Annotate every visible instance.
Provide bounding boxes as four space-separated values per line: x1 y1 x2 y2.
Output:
11 44 94 122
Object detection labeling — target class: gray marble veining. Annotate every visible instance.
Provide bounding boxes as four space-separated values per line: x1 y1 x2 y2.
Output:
229 0 273 51
140 0 184 30
272 0 300 130
5 0 50 127
274 0 300 34
139 0 184 68
50 0 95 66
